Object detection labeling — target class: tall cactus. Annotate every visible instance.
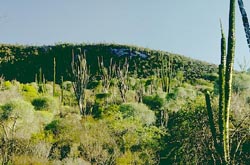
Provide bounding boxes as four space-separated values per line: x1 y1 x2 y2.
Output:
224 0 236 162
205 0 236 164
238 0 250 51
53 57 56 97
71 49 89 116
160 53 172 93
98 57 116 93
116 58 129 102
218 21 226 158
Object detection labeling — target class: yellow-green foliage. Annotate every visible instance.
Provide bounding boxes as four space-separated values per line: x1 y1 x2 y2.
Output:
116 151 142 165
21 83 39 101
3 80 12 90
12 155 50 165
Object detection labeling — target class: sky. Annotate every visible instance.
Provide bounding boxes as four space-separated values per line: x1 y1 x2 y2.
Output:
0 0 250 69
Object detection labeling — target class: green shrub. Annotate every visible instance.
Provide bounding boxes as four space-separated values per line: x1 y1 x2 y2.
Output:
142 95 164 110
119 103 156 125
3 80 12 89
32 96 59 114
232 73 250 94
45 120 61 136
87 80 100 89
0 99 38 139
103 104 120 117
32 97 49 110
21 84 38 101
95 92 111 99
1 99 34 121
35 111 54 125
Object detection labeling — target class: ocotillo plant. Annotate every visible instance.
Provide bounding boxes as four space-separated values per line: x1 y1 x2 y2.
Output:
71 48 89 116
205 0 236 164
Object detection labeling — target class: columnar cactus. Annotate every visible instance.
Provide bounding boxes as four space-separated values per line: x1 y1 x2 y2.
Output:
71 49 89 116
205 0 236 164
160 53 172 93
53 57 56 97
116 58 129 102
98 57 116 93
238 0 250 50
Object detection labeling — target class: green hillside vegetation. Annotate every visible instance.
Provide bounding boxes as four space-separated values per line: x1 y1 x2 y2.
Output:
0 43 217 83
0 42 249 164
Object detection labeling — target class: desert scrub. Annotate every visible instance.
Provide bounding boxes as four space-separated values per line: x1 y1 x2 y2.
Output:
119 103 156 126
21 83 39 101
34 111 54 125
32 96 59 114
0 99 39 139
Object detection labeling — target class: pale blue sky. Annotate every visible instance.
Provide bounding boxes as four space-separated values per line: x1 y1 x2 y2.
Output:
0 0 250 69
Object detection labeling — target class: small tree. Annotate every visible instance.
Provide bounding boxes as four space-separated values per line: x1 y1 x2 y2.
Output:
71 49 89 116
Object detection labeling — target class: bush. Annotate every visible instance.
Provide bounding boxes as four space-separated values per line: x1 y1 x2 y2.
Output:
32 96 59 114
95 92 111 99
119 103 156 125
21 84 38 101
35 111 54 125
232 73 250 94
32 97 49 110
142 95 164 110
0 99 38 139
1 99 34 121
3 81 12 90
0 86 22 104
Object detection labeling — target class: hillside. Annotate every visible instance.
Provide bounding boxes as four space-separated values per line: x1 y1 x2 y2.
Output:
0 43 218 83
0 43 249 164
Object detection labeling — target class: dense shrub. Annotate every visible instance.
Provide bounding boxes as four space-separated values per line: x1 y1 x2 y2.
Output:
0 99 38 139
119 103 156 126
232 73 250 94
32 97 49 110
163 101 212 164
142 95 164 110
32 96 59 114
35 111 54 125
0 86 22 104
3 80 12 89
21 84 38 101
1 99 34 121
